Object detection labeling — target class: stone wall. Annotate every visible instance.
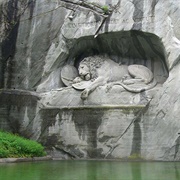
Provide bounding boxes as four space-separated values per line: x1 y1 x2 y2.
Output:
0 0 180 161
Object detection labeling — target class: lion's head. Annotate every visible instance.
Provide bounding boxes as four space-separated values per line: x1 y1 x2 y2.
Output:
78 56 105 80
78 62 91 81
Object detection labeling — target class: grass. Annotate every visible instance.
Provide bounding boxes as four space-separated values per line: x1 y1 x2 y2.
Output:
0 131 46 158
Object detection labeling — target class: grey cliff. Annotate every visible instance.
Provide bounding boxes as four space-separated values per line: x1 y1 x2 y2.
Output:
0 0 180 161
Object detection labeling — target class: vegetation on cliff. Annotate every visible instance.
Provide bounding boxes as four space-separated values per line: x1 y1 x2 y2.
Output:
0 131 46 158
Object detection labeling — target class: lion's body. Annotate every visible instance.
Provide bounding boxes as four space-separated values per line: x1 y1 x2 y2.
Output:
95 60 153 84
96 60 129 83
72 56 156 99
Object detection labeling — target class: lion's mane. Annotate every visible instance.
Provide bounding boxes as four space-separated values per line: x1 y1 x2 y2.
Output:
80 56 105 79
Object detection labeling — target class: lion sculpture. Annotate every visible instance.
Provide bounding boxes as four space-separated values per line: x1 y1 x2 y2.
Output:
72 56 156 100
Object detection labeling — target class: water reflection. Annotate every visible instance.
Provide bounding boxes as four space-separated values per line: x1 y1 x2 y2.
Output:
131 162 142 180
0 161 180 180
175 164 180 180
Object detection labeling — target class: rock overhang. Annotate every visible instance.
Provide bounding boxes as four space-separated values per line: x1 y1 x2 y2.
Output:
65 31 169 84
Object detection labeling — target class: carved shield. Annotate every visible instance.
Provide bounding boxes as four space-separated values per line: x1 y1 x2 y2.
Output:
61 65 78 86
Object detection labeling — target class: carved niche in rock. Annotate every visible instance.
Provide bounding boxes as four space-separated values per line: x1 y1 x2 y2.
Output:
61 56 157 100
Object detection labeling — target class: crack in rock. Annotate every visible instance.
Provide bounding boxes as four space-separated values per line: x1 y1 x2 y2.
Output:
104 107 145 158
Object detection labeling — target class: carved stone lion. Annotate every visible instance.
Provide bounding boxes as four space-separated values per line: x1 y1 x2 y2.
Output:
72 56 156 100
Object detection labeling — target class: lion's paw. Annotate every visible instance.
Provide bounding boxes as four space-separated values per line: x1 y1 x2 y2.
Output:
73 77 83 83
81 89 89 100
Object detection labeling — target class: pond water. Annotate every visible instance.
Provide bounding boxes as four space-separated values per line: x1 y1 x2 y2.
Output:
0 160 180 180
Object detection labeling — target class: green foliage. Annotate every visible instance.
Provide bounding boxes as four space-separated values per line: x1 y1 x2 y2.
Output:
0 131 46 158
102 5 109 14
128 153 143 160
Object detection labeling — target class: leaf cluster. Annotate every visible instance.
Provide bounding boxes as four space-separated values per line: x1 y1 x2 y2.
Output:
102 5 109 14
0 131 46 158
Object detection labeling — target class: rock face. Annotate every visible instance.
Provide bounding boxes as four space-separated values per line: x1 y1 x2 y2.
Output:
0 0 180 161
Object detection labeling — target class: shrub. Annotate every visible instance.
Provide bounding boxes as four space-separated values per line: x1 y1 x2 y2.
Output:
0 131 46 158
102 5 109 14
